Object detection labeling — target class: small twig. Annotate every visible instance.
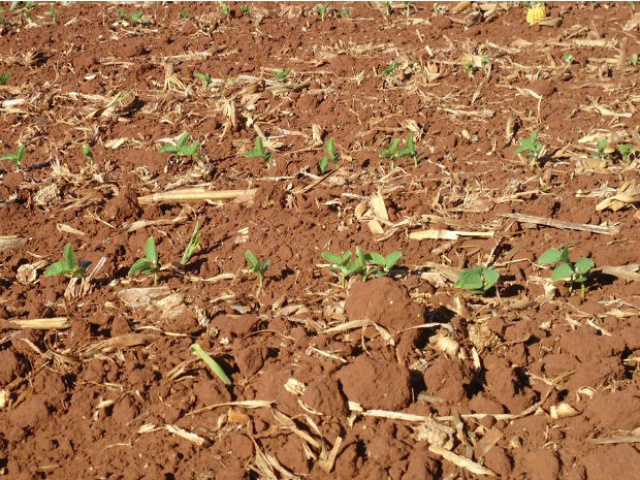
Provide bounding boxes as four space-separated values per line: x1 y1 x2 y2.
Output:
498 213 617 235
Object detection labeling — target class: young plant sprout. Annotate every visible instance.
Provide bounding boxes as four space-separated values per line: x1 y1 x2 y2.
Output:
195 72 212 89
129 12 148 24
0 144 26 170
273 68 291 83
244 137 273 166
44 2 55 22
220 2 231 20
181 219 202 265
515 130 544 170
341 6 353 18
382 0 392 16
245 250 270 290
318 137 339 174
629 54 638 67
321 248 368 287
118 9 126 20
0 72 9 85
455 265 500 295
190 343 232 386
383 61 397 76
539 247 594 298
563 54 573 65
463 60 475 78
380 134 418 167
367 251 402 278
179 8 188 19
241 5 249 16
44 244 91 279
592 138 609 161
82 144 93 166
618 144 635 166
128 237 160 285
159 133 200 159
316 3 330 21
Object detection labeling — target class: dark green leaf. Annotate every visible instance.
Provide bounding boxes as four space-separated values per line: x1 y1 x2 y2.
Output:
128 258 153 275
574 257 594 275
144 237 158 265
551 263 574 281
44 261 70 277
539 248 563 265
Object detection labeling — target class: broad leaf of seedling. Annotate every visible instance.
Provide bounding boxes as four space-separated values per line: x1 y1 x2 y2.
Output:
551 263 575 281
574 257 594 275
44 261 70 277
455 267 484 291
0 72 9 85
539 248 565 265
145 237 158 265
245 250 259 271
385 251 402 270
381 139 401 158
128 258 153 275
482 267 500 290
367 252 386 266
190 343 232 385
274 68 291 82
322 251 350 266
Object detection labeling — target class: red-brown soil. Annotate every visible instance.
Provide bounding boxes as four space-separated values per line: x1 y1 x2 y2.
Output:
2 2 640 479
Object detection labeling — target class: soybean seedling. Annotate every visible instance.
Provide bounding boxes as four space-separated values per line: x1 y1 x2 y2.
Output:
563 54 573 65
118 9 126 20
129 12 148 24
245 250 270 290
592 138 609 161
159 133 200 159
316 3 330 21
383 61 397 76
539 247 594 298
618 144 635 166
0 72 9 85
273 68 291 83
44 2 55 22
44 244 91 279
515 130 544 170
195 72 212 89
321 249 367 287
455 265 500 295
366 251 402 278
380 134 418 167
128 237 160 285
190 343 232 385
181 219 201 265
318 137 339 174
241 5 249 16
244 137 273 166
341 6 353 18
220 2 231 20
179 8 188 19
82 144 93 166
0 144 26 170
629 54 639 67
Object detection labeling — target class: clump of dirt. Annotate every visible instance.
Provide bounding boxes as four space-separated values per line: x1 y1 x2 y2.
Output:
344 277 424 330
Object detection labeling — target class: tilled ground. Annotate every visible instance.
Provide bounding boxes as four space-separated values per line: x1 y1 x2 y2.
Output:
1 2 640 479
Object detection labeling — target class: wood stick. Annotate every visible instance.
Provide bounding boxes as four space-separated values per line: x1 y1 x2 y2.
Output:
0 317 69 330
138 188 257 205
410 230 495 241
498 213 616 235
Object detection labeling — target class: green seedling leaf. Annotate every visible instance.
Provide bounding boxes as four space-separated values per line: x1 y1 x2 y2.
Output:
82 144 93 165
629 53 638 67
455 265 500 295
385 251 403 271
244 137 273 165
195 72 211 88
322 250 359 287
159 133 199 158
129 12 148 24
592 138 609 161
220 2 230 19
0 144 26 170
190 343 232 385
316 3 330 21
129 237 160 284
383 61 397 76
551 263 574 281
319 137 339 173
245 250 270 289
342 6 353 17
274 68 291 82
539 248 566 265
181 219 202 265
563 54 573 65
515 130 543 169
380 139 401 159
380 135 417 166
179 8 188 19
44 244 89 278
0 72 10 85
574 257 595 275
322 251 351 266
618 143 635 165
241 5 249 16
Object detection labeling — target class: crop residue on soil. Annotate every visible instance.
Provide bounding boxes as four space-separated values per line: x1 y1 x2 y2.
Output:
2 2 640 480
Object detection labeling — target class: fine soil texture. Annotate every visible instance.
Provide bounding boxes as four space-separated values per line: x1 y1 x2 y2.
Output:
2 2 640 480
